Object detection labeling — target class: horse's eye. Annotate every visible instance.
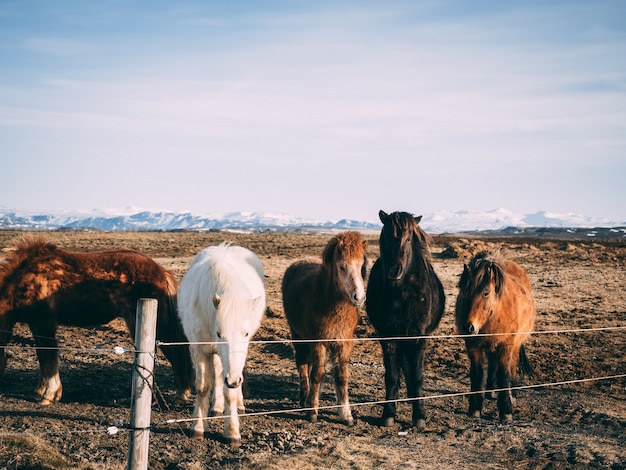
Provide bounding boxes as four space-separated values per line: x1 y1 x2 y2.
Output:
483 290 490 298
244 332 249 338
339 265 347 272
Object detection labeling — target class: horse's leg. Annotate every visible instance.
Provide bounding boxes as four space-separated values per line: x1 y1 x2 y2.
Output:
190 345 210 438
307 342 326 423
211 353 225 415
467 344 486 418
293 340 311 408
380 340 400 426
236 382 245 414
0 321 14 379
224 384 241 446
406 339 428 429
333 341 354 426
485 350 498 399
495 345 515 423
29 319 63 405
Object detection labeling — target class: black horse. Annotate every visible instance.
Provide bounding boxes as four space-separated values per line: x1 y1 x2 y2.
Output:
366 210 445 429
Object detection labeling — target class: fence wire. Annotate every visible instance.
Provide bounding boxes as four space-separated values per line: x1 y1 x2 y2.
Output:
0 325 624 439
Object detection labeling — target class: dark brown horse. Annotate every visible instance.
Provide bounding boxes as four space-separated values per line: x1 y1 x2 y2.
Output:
455 251 535 422
366 210 445 429
0 236 193 404
282 231 367 425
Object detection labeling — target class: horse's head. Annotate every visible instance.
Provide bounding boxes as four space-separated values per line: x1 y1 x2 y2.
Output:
323 231 368 307
212 292 264 388
378 210 429 281
457 252 504 335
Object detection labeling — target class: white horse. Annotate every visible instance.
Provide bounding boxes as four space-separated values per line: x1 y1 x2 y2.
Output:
177 243 266 445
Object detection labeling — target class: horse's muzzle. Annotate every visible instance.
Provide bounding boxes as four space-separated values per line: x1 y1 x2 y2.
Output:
351 293 366 307
225 375 243 389
466 322 479 335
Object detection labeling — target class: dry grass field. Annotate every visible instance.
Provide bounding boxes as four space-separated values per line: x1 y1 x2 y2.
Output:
0 230 624 469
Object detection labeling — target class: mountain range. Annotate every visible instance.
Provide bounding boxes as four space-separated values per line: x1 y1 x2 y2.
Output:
0 207 624 236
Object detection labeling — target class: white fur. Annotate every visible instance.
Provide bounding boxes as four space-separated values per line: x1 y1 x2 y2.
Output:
177 243 266 443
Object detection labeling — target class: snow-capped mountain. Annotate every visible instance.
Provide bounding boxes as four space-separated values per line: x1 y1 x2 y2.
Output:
0 207 623 233
0 208 381 232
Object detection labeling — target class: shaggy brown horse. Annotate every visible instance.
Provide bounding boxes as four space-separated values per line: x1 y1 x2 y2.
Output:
0 236 193 405
282 231 367 425
455 251 536 422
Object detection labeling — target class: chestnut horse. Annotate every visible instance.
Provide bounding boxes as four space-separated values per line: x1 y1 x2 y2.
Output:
177 243 266 446
455 251 535 422
282 231 367 426
366 211 445 429
0 236 193 405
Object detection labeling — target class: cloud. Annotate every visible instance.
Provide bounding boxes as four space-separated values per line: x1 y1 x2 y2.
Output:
1 1 624 220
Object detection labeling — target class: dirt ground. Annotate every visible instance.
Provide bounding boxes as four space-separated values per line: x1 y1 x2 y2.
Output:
0 230 624 470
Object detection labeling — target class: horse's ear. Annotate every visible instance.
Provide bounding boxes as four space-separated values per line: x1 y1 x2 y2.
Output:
414 215 422 224
362 239 368 250
379 210 389 224
213 293 221 308
322 236 338 266
492 264 504 295
459 263 469 288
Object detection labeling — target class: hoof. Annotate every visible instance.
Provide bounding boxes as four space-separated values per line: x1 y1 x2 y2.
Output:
344 417 355 427
501 413 513 424
308 413 318 424
469 409 481 419
413 419 426 430
228 438 242 449
173 396 190 407
38 398 54 406
189 429 204 439
173 390 192 406
382 416 395 427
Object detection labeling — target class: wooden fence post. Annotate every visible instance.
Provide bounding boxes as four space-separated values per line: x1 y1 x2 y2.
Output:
127 298 158 470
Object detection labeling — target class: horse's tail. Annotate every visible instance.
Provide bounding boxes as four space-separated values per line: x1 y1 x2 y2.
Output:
518 345 534 378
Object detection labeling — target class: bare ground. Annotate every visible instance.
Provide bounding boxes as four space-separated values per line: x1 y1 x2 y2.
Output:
0 230 624 470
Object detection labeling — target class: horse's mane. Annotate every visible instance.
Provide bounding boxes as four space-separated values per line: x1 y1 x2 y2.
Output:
459 250 505 297
0 235 58 286
203 244 264 300
385 211 432 264
322 231 367 264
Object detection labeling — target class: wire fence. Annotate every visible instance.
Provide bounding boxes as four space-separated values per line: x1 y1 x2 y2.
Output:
1 324 624 439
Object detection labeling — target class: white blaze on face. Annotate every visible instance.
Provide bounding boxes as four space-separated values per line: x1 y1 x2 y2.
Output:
217 331 249 389
338 257 366 307
214 293 258 389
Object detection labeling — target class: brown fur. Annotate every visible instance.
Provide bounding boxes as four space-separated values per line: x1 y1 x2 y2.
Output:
0 235 193 404
281 231 367 425
455 250 536 421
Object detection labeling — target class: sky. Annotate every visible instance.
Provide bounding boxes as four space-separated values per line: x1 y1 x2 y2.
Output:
1 1 625 223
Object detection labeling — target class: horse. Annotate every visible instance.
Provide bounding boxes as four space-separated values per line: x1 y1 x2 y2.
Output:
281 231 367 426
0 236 193 405
455 250 536 422
177 243 266 446
366 210 445 429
